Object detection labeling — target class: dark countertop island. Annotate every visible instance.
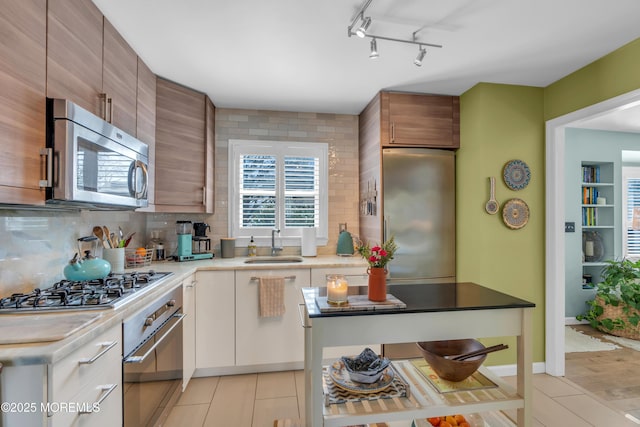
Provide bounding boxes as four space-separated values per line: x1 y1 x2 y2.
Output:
303 281 535 317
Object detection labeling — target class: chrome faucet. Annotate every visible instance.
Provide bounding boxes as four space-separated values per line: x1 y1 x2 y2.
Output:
271 228 283 256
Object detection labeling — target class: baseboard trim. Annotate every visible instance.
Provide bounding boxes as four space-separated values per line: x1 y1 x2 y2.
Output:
488 361 547 377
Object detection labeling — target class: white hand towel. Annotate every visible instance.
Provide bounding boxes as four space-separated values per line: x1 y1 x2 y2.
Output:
259 277 286 318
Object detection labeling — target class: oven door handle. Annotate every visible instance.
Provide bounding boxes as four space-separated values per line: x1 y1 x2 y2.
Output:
124 313 185 364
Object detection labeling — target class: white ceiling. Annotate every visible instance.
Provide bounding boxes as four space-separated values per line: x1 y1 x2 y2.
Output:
93 0 640 123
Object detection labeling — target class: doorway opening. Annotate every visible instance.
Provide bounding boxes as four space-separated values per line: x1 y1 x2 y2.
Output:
545 88 640 376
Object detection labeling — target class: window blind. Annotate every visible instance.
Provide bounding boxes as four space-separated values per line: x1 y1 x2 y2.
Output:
626 177 640 256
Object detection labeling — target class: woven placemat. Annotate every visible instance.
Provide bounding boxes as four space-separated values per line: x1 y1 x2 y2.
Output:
322 363 410 406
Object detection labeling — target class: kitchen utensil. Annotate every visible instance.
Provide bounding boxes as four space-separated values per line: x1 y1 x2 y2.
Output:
485 177 499 215
63 237 111 281
502 198 530 229
93 226 108 248
416 339 487 382
124 232 136 248
336 223 354 256
103 225 113 248
448 343 509 361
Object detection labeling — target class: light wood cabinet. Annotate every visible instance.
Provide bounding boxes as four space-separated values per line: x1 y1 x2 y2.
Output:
195 270 235 370
154 77 215 212
235 269 311 366
46 0 103 115
0 0 47 205
364 91 460 149
47 0 141 137
136 57 157 206
183 275 196 390
102 18 138 136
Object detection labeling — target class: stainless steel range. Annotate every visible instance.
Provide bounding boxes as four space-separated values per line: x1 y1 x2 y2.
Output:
0 271 173 313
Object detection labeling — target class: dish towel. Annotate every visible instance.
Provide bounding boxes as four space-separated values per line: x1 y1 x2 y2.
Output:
259 276 286 318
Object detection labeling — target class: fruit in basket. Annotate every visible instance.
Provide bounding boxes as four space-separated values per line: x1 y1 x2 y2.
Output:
135 247 147 256
427 414 468 427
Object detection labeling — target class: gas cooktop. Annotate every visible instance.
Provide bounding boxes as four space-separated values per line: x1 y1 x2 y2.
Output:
0 271 173 313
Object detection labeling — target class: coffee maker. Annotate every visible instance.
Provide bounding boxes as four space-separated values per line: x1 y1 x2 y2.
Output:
176 221 213 262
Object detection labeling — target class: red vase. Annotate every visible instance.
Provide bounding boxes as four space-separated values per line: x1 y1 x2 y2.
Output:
367 267 387 302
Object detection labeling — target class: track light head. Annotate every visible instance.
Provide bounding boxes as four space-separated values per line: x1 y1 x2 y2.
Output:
414 47 426 66
356 16 371 38
369 38 379 59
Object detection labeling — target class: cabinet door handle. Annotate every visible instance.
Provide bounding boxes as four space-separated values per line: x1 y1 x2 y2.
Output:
391 122 395 143
78 384 117 414
39 148 52 188
109 97 114 123
100 93 108 120
297 303 311 329
202 186 206 206
78 341 118 365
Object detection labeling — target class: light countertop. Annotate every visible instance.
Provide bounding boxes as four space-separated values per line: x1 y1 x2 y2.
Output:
0 255 366 366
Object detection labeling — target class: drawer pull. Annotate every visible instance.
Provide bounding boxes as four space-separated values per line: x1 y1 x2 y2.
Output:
250 275 296 281
78 383 117 414
297 303 311 329
124 313 185 364
78 341 118 365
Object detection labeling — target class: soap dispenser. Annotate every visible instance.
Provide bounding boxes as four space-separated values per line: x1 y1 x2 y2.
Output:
248 236 257 257
336 223 355 256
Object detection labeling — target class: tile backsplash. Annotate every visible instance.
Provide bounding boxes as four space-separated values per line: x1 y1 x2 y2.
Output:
0 108 360 296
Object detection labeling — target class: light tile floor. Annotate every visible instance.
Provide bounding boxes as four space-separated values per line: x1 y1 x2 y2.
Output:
165 370 638 427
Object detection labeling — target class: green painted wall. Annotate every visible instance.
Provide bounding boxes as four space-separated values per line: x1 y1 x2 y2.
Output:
458 37 640 366
545 38 640 120
457 83 545 365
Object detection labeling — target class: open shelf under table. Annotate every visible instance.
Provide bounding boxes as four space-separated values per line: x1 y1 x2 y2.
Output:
321 359 518 427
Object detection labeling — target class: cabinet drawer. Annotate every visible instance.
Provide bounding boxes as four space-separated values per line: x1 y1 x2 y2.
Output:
50 325 122 404
50 372 121 427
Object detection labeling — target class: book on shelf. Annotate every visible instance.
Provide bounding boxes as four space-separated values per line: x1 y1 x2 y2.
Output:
582 207 598 226
582 165 601 183
582 187 599 204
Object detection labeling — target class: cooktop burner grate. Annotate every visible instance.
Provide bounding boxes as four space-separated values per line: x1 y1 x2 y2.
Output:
0 270 172 312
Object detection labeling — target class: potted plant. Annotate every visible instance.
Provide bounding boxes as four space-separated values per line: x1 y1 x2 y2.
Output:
576 258 640 339
356 236 397 302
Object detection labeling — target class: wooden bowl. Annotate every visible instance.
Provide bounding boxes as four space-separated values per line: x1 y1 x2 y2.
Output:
416 339 486 382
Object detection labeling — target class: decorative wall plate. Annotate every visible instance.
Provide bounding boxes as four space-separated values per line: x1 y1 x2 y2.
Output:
503 159 531 190
502 198 530 229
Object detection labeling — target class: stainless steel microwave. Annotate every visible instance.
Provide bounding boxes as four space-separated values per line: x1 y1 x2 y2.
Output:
43 98 149 209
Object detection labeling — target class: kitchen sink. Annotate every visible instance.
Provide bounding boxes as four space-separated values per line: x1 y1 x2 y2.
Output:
243 256 304 264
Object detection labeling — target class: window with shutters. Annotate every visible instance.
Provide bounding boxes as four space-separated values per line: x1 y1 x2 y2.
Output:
622 166 640 259
229 140 328 244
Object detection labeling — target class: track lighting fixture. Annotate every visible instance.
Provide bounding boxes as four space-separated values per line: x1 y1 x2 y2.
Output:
369 38 379 59
356 16 371 38
414 47 426 66
347 0 442 65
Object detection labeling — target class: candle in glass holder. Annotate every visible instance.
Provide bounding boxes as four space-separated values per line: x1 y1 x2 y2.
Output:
327 275 349 305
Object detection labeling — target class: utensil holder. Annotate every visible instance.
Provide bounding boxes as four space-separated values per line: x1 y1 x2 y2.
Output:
103 247 125 274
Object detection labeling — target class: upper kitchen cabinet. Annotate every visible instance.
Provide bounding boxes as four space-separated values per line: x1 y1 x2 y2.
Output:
102 18 138 136
47 0 103 115
47 0 138 136
154 77 215 213
136 58 157 206
0 0 47 205
372 91 460 148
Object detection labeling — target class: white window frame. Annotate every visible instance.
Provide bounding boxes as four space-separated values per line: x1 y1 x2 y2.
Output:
622 166 640 260
228 139 328 247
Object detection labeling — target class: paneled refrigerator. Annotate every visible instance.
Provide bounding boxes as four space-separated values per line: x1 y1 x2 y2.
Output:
381 147 455 283
367 147 456 357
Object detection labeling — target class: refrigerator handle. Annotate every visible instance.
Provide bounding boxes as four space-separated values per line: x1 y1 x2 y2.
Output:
383 216 389 242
